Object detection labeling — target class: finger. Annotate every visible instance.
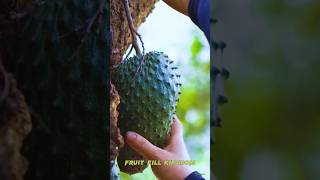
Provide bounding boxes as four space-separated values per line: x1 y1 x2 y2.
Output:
171 116 183 137
126 131 165 160
165 117 185 150
167 117 183 144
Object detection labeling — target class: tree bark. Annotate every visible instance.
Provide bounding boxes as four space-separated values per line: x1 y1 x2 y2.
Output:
0 61 32 180
0 1 32 179
110 0 158 66
110 0 158 161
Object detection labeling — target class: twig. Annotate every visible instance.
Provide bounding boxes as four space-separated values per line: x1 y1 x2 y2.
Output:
124 44 134 61
136 32 145 56
121 0 142 56
66 0 106 62
132 56 145 79
0 57 10 108
120 0 147 80
110 45 134 69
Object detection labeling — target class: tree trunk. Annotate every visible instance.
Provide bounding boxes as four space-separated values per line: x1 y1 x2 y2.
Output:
0 1 32 180
1 0 159 178
0 61 32 180
1 0 109 179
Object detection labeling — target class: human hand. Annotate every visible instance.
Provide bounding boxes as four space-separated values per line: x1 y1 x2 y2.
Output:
125 116 194 180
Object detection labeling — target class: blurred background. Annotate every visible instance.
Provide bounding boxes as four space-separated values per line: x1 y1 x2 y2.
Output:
213 0 320 180
119 1 211 179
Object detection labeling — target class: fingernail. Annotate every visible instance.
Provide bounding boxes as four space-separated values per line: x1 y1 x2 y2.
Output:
126 131 137 141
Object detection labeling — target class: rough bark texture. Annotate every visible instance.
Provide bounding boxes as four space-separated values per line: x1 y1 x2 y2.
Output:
0 62 32 180
0 1 32 180
110 82 123 160
110 0 158 161
0 0 32 33
110 0 158 67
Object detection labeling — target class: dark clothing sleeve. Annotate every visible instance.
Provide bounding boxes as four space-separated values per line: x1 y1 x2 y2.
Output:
185 171 206 180
188 0 210 41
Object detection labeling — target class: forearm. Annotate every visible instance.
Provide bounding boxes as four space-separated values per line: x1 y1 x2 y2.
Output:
163 0 190 16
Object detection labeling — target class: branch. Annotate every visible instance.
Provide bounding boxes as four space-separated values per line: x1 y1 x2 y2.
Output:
67 0 106 62
0 56 9 108
121 0 142 56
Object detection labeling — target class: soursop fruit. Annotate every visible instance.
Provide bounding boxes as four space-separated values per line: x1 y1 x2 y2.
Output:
113 51 181 174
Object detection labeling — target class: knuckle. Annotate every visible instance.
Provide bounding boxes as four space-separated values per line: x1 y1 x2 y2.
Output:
152 149 164 160
139 138 147 149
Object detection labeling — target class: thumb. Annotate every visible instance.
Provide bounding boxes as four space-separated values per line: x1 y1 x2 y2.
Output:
126 131 165 160
166 117 184 145
165 117 186 152
170 117 184 139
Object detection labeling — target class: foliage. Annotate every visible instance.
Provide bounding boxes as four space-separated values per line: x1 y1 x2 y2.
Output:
214 0 320 179
177 36 210 138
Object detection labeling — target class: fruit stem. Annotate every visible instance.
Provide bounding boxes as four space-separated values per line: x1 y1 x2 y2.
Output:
121 0 143 56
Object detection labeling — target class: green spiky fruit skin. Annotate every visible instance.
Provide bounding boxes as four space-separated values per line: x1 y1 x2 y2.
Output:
114 51 181 174
2 1 108 179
